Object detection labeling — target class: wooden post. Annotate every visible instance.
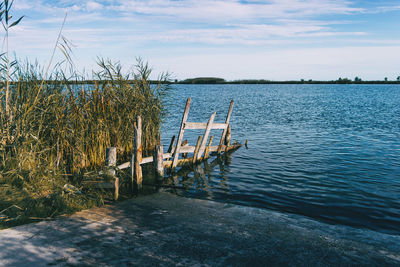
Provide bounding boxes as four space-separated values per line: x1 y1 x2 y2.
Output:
106 147 118 200
217 100 234 154
155 144 164 177
193 136 202 164
245 139 248 149
204 136 214 159
197 112 216 160
181 140 189 158
172 98 191 168
224 124 231 149
130 153 135 193
134 116 143 190
167 135 176 154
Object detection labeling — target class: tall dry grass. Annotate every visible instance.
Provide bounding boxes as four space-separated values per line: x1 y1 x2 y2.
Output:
0 57 170 227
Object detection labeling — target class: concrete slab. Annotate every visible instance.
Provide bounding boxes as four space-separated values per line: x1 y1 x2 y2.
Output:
0 192 399 266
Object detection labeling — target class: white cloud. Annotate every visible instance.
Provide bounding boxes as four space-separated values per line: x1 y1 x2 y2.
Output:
86 1 103 11
110 0 364 22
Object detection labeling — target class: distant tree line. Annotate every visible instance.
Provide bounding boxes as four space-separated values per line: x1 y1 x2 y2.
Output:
172 76 400 84
37 76 400 85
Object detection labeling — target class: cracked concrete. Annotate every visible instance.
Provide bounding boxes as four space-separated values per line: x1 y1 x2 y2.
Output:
0 192 399 266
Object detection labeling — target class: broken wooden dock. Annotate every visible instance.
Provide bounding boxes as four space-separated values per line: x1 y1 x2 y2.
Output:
104 98 242 199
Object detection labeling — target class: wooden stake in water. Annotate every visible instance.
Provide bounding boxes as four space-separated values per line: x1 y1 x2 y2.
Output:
193 136 203 164
197 112 216 160
218 100 234 154
172 98 191 168
155 145 164 177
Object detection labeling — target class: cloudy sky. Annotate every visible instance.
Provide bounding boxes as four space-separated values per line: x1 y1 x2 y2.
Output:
7 0 400 80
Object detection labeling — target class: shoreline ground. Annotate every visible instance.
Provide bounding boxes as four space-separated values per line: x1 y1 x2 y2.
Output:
0 192 399 266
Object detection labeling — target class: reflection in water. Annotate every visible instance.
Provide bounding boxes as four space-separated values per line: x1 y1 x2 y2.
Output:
162 151 234 197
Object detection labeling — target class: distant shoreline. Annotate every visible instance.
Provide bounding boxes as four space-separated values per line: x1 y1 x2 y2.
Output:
6 79 400 85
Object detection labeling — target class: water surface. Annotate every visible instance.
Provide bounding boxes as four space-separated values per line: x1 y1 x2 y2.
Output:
160 84 400 234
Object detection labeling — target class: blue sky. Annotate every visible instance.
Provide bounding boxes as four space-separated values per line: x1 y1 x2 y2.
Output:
6 0 400 80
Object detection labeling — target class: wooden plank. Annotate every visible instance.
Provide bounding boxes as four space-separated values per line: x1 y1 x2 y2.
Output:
172 98 191 168
179 145 196 153
117 161 130 170
163 153 172 159
117 155 155 169
155 145 164 177
193 136 203 164
141 156 154 165
134 116 143 189
204 136 214 159
197 112 216 160
217 100 234 154
184 122 227 130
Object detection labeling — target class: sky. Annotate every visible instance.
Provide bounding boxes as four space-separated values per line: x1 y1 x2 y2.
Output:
6 0 400 80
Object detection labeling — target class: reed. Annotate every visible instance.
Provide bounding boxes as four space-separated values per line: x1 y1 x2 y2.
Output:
0 57 170 227
0 2 170 226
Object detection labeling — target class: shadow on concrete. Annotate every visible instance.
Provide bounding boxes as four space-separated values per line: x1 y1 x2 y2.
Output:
1 192 400 266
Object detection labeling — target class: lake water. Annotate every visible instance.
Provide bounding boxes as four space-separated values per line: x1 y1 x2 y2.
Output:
160 84 400 235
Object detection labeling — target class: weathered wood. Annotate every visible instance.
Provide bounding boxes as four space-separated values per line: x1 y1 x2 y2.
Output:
106 147 117 176
134 116 143 189
163 158 193 169
193 136 203 164
217 100 234 154
118 161 130 170
184 122 227 130
106 147 118 200
141 156 153 165
245 139 248 149
163 153 172 159
155 145 164 177
114 177 119 200
172 98 191 168
204 136 214 159
130 154 134 193
225 124 231 148
197 112 216 160
225 143 242 152
167 135 176 154
179 145 196 153
181 140 189 158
